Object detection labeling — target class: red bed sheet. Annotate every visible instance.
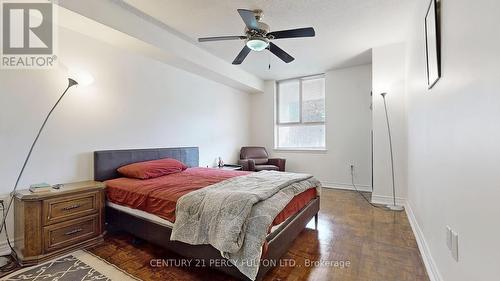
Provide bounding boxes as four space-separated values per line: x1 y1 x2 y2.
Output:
105 167 317 227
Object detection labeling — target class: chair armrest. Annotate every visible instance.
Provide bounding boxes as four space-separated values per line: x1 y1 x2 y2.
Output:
238 159 256 171
268 158 286 172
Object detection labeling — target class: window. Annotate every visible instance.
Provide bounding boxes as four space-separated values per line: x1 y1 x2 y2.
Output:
276 75 326 150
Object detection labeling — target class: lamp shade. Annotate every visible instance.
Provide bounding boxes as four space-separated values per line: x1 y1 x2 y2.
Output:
68 69 94 87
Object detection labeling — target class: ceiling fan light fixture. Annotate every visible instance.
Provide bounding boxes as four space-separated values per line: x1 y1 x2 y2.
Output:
246 37 269 51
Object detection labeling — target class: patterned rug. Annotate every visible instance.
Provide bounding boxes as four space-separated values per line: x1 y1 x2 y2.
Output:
2 250 139 281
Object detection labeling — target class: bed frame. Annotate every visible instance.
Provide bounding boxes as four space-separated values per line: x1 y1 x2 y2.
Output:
94 147 319 281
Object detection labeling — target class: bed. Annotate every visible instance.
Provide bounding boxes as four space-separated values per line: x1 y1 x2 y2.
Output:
94 147 320 281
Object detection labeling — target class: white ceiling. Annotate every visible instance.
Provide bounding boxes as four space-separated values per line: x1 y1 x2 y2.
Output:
124 0 415 80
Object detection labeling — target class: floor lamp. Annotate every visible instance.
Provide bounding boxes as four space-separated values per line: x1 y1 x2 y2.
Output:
0 75 92 267
380 93 404 211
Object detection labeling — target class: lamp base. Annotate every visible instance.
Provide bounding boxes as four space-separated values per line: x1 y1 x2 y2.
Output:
385 204 405 211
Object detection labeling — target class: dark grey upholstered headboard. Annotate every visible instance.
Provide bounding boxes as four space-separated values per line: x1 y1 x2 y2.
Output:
93 147 199 182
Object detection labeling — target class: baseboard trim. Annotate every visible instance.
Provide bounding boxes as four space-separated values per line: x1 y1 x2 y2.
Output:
321 181 372 192
404 201 443 281
370 194 406 205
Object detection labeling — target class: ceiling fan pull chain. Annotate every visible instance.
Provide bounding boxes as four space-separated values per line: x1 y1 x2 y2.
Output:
268 50 271 70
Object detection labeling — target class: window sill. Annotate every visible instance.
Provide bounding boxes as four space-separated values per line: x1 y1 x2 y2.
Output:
273 148 328 153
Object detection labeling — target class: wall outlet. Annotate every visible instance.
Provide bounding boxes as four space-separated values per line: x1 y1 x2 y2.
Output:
451 231 459 261
446 226 452 250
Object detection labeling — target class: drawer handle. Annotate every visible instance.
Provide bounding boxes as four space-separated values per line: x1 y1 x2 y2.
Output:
64 228 83 236
62 204 81 211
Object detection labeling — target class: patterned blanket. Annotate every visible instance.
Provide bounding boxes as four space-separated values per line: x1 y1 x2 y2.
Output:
171 170 321 280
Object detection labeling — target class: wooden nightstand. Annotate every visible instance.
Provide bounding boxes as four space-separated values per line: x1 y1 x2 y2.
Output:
13 181 105 266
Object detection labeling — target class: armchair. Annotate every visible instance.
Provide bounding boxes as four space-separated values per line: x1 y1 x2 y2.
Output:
238 146 286 172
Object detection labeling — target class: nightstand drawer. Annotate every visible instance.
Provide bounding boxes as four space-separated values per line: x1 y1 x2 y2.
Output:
43 214 99 252
43 192 98 225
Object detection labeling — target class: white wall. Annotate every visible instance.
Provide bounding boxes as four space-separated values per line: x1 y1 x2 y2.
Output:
372 43 408 203
405 0 500 280
0 27 252 249
251 64 373 189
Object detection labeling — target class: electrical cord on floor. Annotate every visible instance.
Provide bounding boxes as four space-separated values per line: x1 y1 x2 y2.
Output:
350 167 386 210
0 201 18 272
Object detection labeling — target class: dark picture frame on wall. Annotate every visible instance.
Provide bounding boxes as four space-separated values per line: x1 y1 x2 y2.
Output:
425 0 441 89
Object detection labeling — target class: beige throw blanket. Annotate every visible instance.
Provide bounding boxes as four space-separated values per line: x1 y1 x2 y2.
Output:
170 170 321 280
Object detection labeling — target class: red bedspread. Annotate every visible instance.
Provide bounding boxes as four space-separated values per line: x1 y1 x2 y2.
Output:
105 167 317 226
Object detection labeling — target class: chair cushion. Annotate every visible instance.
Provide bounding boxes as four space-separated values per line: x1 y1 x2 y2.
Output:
254 165 279 171
252 158 269 165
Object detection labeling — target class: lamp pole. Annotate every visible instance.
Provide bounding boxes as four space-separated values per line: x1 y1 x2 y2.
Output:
0 78 79 235
380 92 404 211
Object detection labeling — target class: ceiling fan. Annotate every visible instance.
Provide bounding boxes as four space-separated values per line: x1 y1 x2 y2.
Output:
198 9 315 65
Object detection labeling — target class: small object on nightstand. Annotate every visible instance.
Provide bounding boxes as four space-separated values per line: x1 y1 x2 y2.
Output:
14 180 105 266
29 183 52 193
217 157 224 168
217 164 243 171
28 183 64 193
30 183 51 189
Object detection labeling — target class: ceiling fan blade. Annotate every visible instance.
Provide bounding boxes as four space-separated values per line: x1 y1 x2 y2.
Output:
268 42 294 63
267 27 315 39
232 45 251 65
237 9 258 30
198 36 246 42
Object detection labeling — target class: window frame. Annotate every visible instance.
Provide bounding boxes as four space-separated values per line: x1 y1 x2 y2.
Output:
275 74 326 151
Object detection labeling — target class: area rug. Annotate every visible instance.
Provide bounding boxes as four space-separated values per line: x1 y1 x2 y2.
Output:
2 250 140 281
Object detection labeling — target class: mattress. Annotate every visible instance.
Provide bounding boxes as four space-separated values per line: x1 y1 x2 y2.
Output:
105 167 317 227
106 201 282 234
